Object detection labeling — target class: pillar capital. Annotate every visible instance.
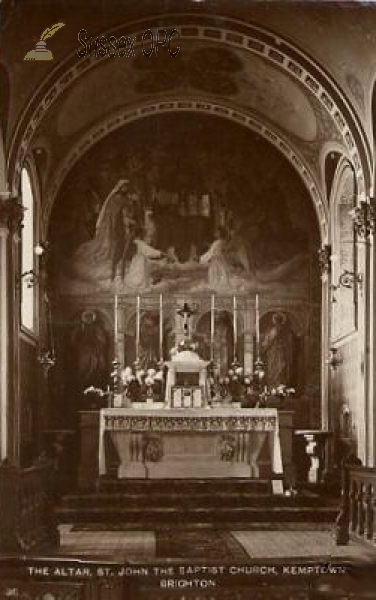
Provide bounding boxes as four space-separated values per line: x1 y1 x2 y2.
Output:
0 195 24 234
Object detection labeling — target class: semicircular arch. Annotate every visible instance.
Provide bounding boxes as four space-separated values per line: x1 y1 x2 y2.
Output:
40 100 327 243
8 14 372 201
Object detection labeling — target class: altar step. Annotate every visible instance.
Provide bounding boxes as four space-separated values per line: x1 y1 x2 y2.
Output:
98 477 271 494
56 479 339 529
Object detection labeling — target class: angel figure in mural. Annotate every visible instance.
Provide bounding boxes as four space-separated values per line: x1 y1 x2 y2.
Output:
226 221 255 276
122 226 165 290
117 203 137 279
70 179 133 286
200 227 232 289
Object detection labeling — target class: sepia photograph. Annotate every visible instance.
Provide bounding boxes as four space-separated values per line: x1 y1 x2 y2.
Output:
0 0 376 597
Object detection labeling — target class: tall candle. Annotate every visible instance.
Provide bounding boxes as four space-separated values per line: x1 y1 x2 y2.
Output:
114 294 118 345
210 294 215 361
159 293 163 361
233 295 237 360
255 293 260 357
136 295 140 360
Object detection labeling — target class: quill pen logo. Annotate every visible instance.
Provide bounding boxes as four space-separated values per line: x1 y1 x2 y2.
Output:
24 22 65 61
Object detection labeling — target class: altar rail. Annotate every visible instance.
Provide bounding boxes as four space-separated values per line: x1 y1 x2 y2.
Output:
336 465 376 545
0 459 59 552
348 467 376 542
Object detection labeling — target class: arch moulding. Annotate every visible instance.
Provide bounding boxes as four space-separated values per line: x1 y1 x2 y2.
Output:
40 99 328 243
8 13 372 207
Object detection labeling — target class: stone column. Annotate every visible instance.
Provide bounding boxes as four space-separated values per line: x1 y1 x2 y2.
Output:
318 244 332 478
0 196 9 460
366 226 375 466
356 236 367 464
0 195 24 463
321 277 330 431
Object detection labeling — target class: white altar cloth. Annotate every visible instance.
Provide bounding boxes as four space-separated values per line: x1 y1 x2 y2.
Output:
99 408 283 479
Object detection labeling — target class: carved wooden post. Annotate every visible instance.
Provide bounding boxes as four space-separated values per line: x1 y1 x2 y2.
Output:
357 482 365 536
365 483 374 540
0 457 59 552
335 461 350 545
350 480 358 532
0 459 20 551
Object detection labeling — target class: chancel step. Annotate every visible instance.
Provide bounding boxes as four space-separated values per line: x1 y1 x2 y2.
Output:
56 478 339 529
97 477 271 494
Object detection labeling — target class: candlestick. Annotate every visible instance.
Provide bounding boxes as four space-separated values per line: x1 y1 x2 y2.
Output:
159 293 163 361
255 293 260 357
210 294 215 361
136 295 140 361
114 294 118 347
233 295 237 360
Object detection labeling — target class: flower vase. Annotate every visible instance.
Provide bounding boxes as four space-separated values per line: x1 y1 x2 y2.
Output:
222 394 232 407
113 393 123 408
146 385 154 407
107 392 114 409
122 392 132 408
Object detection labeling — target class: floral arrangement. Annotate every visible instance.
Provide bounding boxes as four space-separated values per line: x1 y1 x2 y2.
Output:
215 362 253 402
83 385 112 408
142 433 163 462
170 338 199 356
270 384 295 397
83 385 110 397
208 357 295 408
121 365 164 401
258 384 295 407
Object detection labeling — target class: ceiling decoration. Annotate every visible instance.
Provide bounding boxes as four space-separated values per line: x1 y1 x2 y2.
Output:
134 46 242 95
345 73 365 113
2 8 372 247
54 42 316 144
9 14 371 200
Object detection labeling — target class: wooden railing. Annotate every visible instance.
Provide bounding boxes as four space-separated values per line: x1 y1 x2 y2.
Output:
336 464 376 545
348 466 376 542
0 458 59 552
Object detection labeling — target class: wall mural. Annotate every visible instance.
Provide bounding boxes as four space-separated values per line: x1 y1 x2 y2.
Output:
49 113 318 298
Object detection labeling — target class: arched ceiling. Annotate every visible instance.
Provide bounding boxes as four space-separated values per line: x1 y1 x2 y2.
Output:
0 0 375 217
55 43 317 141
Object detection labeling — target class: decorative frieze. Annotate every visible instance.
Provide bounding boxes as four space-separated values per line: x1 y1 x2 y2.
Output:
102 410 278 433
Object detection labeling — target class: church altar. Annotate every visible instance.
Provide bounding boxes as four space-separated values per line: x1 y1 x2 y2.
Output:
98 407 283 481
76 297 296 489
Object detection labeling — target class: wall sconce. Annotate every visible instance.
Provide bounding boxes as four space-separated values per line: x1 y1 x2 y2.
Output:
349 197 376 239
18 243 49 288
327 347 342 370
331 269 363 291
19 269 39 288
37 350 56 377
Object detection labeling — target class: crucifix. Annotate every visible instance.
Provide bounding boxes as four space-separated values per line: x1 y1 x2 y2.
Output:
177 302 195 340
